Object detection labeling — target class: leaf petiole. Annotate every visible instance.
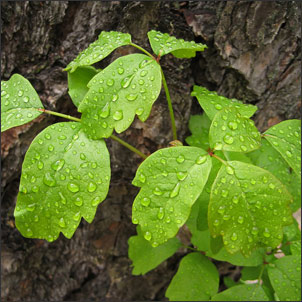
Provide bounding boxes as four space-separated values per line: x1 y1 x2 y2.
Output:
130 42 155 59
211 153 227 165
38 109 147 159
161 69 178 140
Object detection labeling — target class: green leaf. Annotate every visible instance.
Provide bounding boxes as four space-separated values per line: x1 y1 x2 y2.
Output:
185 113 211 150
14 122 110 242
264 120 301 177
240 266 262 281
209 106 261 152
190 229 265 266
268 255 301 301
128 226 181 275
68 66 99 107
1 74 44 132
65 31 132 72
166 252 219 301
192 85 257 120
208 161 293 256
132 146 212 247
78 54 162 139
148 30 207 58
247 138 301 211
211 284 269 301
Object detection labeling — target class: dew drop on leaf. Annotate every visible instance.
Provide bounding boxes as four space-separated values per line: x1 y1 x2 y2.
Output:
91 196 101 206
153 187 163 196
176 155 185 163
87 182 97 192
226 166 234 175
176 171 187 181
67 182 80 193
59 217 66 228
157 207 165 220
74 196 83 206
170 182 180 198
144 231 152 241
141 197 151 207
73 212 81 221
43 173 56 187
51 159 65 171
113 110 123 121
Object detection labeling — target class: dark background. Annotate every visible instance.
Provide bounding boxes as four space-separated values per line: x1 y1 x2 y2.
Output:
1 1 301 301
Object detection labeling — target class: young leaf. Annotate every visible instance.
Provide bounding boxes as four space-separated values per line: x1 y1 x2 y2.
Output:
128 226 181 275
165 253 219 301
247 138 301 211
264 120 301 177
240 266 262 281
148 30 207 58
68 66 99 107
208 161 293 256
132 146 212 246
1 74 44 132
65 31 132 72
267 255 301 301
209 106 261 152
211 284 269 301
78 54 162 139
14 122 110 242
192 85 257 120
185 113 211 150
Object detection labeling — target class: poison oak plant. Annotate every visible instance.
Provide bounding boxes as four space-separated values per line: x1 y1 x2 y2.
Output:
1 30 301 301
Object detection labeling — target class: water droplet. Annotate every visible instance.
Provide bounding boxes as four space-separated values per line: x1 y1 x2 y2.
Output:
91 196 101 206
144 231 152 241
67 182 79 193
238 216 244 224
228 121 238 130
132 217 138 224
241 145 247 152
223 135 234 144
32 185 39 193
102 121 108 128
43 173 56 187
18 90 24 97
251 227 259 235
23 96 29 103
74 196 83 206
285 150 292 158
99 103 110 118
269 183 275 189
135 107 144 116
226 166 234 175
121 76 133 88
196 155 207 164
87 182 97 192
139 173 146 183
213 219 220 226
231 233 238 241
170 183 180 198
215 104 222 110
262 176 268 183
73 212 81 221
223 214 230 220
126 93 137 101
106 79 114 86
26 228 33 237
51 159 65 171
118 67 124 74
59 217 66 228
176 155 185 163
157 207 165 220
26 204 35 212
113 110 123 121
153 187 163 196
176 171 187 181
218 206 225 214
141 197 151 207
140 70 148 77
45 133 51 140
263 228 271 238
221 189 229 197
232 195 239 204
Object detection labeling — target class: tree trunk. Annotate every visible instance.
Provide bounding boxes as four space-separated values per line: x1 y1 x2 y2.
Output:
1 1 300 301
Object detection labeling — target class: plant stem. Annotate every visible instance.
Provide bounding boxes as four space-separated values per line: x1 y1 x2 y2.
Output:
258 264 266 285
37 108 81 122
211 153 227 165
110 134 147 159
39 108 147 159
181 244 198 251
161 69 178 140
130 42 155 59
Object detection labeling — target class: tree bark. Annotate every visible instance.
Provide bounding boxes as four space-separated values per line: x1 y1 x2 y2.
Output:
1 1 300 301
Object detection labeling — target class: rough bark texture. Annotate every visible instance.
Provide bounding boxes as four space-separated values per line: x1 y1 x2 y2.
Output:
1 1 300 301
